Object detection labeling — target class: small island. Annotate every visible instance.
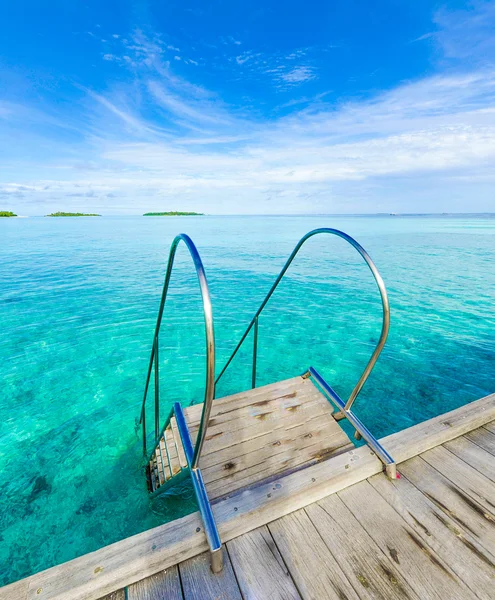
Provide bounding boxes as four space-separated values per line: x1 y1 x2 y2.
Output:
46 212 101 217
143 211 204 216
0 211 17 217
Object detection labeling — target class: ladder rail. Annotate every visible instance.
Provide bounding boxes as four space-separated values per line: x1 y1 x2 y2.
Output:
215 228 390 412
307 366 397 478
139 233 215 469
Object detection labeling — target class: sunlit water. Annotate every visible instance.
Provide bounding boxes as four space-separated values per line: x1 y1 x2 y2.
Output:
0 215 494 585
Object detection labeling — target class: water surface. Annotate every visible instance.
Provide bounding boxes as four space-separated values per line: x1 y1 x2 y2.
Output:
0 215 493 585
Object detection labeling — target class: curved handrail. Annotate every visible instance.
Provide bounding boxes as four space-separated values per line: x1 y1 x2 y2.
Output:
215 228 390 411
139 234 215 469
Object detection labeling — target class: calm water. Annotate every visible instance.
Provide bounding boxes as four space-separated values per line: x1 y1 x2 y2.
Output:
0 215 494 585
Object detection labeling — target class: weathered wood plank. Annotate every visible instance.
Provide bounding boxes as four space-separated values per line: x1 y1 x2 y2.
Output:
185 378 328 436
170 417 188 469
26 510 206 600
200 409 346 473
386 392 495 462
226 526 301 600
18 391 495 600
338 480 478 600
190 395 333 457
205 427 350 500
187 377 306 419
398 456 495 557
179 550 242 600
98 591 125 600
269 509 360 600
158 438 173 480
165 427 181 477
184 375 351 501
465 426 495 456
444 435 495 482
0 579 29 600
369 471 495 600
127 566 182 600
421 445 495 516
483 420 495 435
306 495 420 600
155 448 165 486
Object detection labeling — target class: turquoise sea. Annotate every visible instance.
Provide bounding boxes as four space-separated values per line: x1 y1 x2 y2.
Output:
0 215 494 585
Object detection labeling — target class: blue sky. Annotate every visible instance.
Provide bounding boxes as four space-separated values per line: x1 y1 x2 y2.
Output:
1 0 494 214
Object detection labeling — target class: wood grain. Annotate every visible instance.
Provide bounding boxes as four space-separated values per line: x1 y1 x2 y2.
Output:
444 434 495 481
0 579 30 600
483 420 495 435
338 480 478 600
421 445 495 515
226 526 301 600
170 417 188 469
269 509 360 600
369 471 495 600
187 376 350 500
306 494 420 600
465 426 495 456
97 591 125 600
397 456 495 557
127 567 183 600
165 427 181 477
179 550 242 600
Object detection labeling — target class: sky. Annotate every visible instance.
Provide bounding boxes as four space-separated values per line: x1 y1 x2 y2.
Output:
0 0 495 215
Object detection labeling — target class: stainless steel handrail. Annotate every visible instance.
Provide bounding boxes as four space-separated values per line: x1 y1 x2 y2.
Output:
215 228 390 412
139 233 215 469
308 366 397 478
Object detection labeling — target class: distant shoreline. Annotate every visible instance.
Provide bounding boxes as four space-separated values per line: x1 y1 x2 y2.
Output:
45 212 101 217
2 212 494 218
143 211 205 216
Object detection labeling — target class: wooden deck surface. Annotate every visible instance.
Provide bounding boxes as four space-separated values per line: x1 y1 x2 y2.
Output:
107 421 495 600
149 377 352 499
187 377 352 500
2 391 494 600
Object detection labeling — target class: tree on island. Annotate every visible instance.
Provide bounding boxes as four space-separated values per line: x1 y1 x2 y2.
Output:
0 211 17 217
143 211 204 216
46 212 101 217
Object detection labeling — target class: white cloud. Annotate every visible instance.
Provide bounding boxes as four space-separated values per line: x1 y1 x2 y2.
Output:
434 0 495 62
412 32 435 43
7 71 495 212
235 52 254 65
3 15 495 214
278 66 316 84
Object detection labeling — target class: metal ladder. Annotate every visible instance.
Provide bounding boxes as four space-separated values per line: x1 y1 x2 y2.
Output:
215 228 397 478
138 228 397 574
138 233 222 573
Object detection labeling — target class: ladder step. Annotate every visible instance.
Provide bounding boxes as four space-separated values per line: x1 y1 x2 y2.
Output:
159 437 173 481
155 447 165 486
170 417 188 469
147 422 189 493
165 426 182 476
149 457 158 492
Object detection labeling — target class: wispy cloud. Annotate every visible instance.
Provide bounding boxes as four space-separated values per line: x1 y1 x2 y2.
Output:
434 0 495 63
233 47 318 89
277 66 317 85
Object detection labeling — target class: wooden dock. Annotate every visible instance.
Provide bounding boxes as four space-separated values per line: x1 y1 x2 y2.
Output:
2 391 494 600
149 377 353 499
